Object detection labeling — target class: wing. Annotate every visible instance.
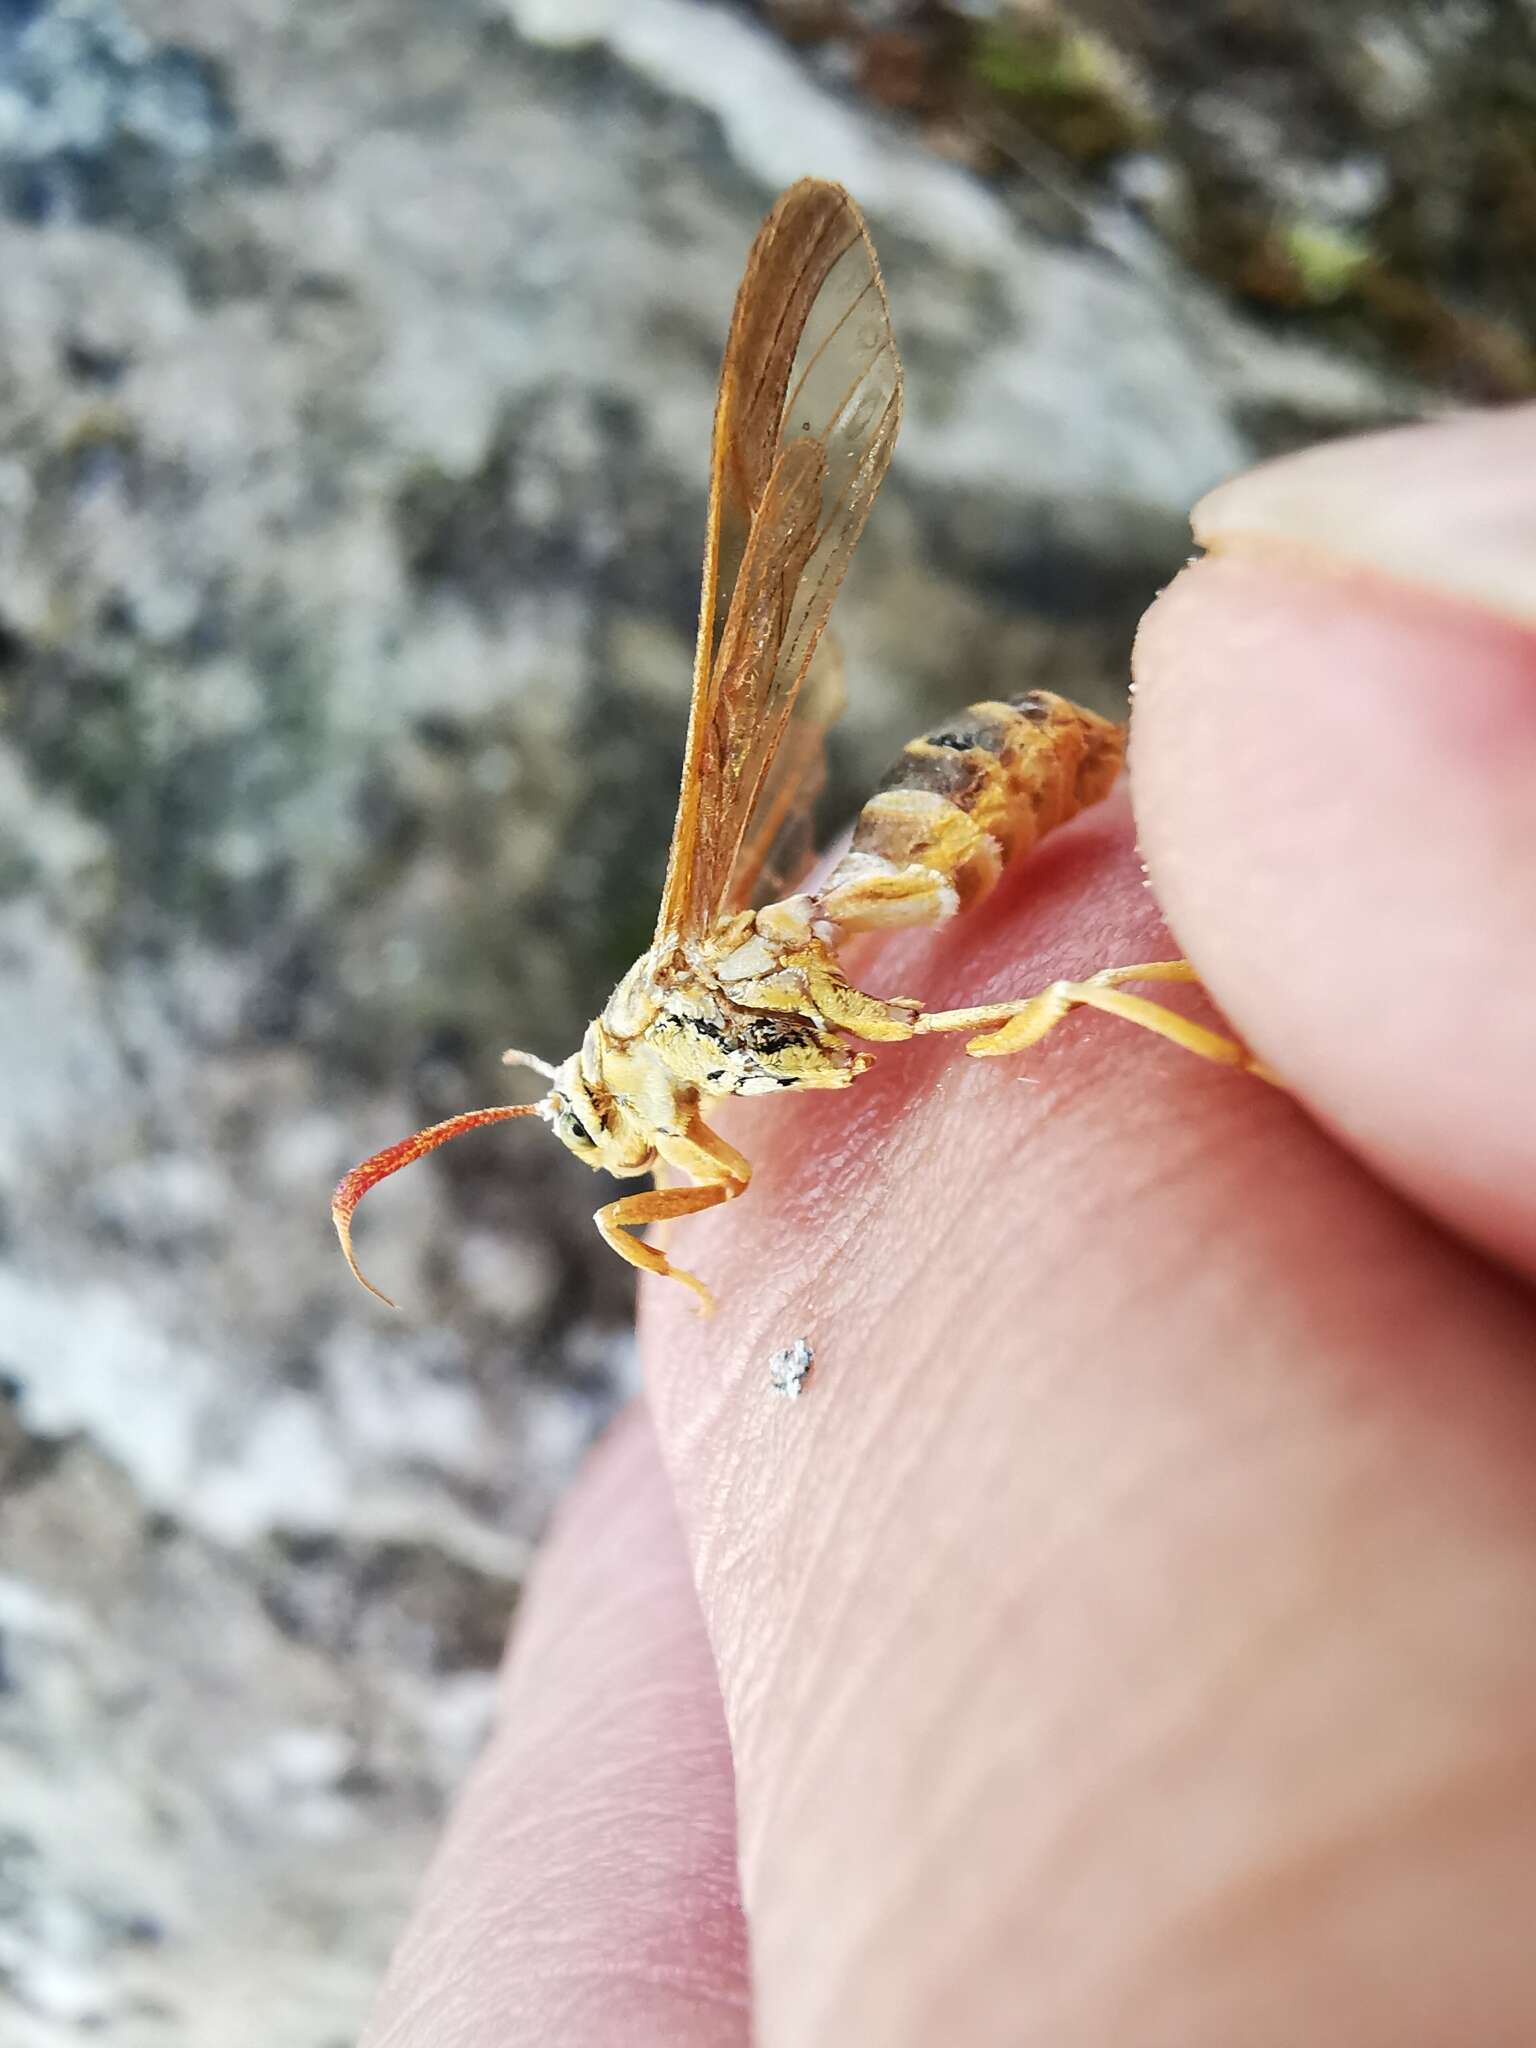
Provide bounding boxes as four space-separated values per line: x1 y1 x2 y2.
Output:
654 180 903 948
733 631 846 912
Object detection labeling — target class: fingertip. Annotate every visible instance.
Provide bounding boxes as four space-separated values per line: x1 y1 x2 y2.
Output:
1190 402 1536 633
1133 428 1536 1279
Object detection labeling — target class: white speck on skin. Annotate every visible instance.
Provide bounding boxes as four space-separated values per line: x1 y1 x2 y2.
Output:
768 1337 814 1401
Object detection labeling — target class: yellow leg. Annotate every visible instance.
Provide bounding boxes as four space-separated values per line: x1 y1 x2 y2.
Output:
913 960 1277 1082
648 1155 676 1255
595 1117 752 1310
596 1182 735 1311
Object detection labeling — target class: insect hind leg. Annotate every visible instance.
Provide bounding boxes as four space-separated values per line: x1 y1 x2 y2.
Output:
914 960 1277 1082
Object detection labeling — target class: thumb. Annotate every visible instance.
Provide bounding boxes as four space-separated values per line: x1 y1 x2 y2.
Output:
1131 404 1536 1280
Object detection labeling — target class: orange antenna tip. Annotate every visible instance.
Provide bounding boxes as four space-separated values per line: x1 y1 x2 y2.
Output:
332 1184 399 1310
332 1102 543 1307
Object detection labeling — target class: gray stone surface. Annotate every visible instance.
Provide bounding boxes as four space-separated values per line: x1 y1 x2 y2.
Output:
0 0 1415 2038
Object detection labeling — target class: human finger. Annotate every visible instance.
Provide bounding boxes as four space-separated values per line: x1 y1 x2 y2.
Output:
1132 404 1536 1278
642 803 1536 2048
361 1403 750 2048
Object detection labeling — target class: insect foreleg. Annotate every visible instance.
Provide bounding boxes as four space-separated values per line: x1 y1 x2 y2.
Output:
595 1183 735 1310
654 1117 753 1191
913 960 1277 1081
594 1116 752 1310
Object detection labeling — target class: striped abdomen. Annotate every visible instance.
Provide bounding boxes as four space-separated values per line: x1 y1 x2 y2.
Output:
815 690 1124 932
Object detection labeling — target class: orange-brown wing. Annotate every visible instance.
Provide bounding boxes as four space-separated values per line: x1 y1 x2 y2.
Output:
733 630 846 912
654 180 902 947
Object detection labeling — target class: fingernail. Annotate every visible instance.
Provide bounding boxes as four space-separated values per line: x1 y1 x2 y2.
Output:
1192 403 1536 630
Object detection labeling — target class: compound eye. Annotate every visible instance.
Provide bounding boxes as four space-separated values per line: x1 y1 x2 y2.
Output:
562 1110 593 1149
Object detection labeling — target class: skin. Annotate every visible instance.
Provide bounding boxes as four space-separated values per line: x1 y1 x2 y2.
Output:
362 403 1536 2048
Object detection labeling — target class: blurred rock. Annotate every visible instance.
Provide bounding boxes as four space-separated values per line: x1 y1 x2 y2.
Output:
0 0 1421 2037
760 0 1536 399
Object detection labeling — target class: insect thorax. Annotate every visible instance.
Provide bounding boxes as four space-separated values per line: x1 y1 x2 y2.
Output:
645 913 874 1097
554 920 869 1160
645 984 859 1098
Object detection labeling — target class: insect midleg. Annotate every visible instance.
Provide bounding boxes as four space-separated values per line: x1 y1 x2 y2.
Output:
594 1116 752 1309
913 961 1277 1082
815 689 1124 935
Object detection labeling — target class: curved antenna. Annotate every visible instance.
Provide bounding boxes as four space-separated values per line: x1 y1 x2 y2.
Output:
332 1104 543 1309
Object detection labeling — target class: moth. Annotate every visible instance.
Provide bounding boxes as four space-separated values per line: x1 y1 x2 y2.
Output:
334 179 1268 1311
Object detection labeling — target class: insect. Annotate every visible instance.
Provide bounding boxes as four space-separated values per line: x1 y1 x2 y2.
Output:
334 179 1270 1311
